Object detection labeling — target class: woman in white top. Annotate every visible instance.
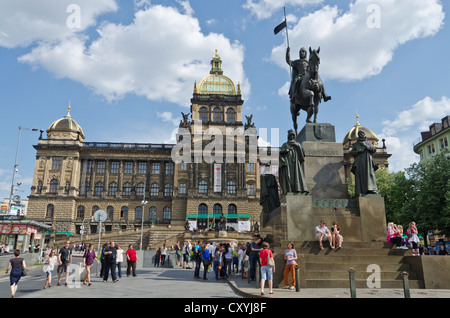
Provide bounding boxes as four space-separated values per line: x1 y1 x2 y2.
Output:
160 244 168 267
116 245 124 278
43 249 58 289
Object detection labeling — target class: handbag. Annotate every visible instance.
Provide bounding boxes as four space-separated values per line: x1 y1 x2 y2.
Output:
267 250 274 267
21 268 28 276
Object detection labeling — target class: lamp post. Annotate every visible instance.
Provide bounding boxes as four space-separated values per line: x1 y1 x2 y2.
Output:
140 176 147 251
8 126 39 215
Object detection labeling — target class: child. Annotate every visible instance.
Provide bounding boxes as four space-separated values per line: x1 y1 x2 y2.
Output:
242 253 249 279
407 222 420 256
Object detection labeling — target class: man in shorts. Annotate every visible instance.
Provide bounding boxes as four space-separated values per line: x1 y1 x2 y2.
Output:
57 241 72 286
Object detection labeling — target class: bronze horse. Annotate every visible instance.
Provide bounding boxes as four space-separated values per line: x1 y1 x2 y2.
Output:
290 47 331 135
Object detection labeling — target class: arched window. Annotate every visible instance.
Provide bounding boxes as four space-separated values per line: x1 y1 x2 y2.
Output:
150 183 159 197
46 204 54 218
92 205 99 216
123 182 132 196
198 203 208 214
226 108 235 123
163 207 171 220
213 107 222 122
199 180 208 194
94 182 103 196
164 184 173 197
199 107 208 122
228 204 237 215
136 183 145 196
49 179 58 193
135 206 143 220
109 182 118 196
107 206 114 220
77 206 85 219
121 206 128 220
213 204 222 215
227 181 236 195
149 206 157 220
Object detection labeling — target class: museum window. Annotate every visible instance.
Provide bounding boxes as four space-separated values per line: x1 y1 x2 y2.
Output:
198 203 208 214
135 206 143 220
121 206 128 220
92 205 99 216
227 181 236 195
152 162 160 174
164 184 173 197
138 162 147 174
109 182 118 196
86 160 93 173
248 163 254 172
213 204 222 215
150 183 159 197
179 183 186 194
94 182 104 196
77 205 85 219
136 183 145 196
124 161 133 174
228 204 237 215
51 157 62 170
107 206 114 220
199 180 208 194
165 162 174 175
163 207 171 220
46 204 54 218
199 107 208 123
96 161 106 174
248 184 255 195
123 182 132 196
49 179 58 194
110 161 119 174
226 108 235 123
213 107 222 122
180 161 187 170
149 206 157 221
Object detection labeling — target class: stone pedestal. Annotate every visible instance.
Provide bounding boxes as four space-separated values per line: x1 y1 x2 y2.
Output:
297 123 348 199
357 195 387 242
218 230 227 238
281 194 313 241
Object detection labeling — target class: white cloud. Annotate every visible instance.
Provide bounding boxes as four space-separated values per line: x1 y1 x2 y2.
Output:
0 0 118 48
379 96 450 172
271 0 444 81
18 4 249 107
243 0 324 20
157 111 180 126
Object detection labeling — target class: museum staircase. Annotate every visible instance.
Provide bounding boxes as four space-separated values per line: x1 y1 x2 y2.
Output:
275 241 424 289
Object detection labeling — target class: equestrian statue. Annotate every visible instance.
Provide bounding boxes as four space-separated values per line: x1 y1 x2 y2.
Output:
286 46 331 135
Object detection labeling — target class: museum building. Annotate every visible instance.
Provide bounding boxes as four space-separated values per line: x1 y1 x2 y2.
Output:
26 51 262 238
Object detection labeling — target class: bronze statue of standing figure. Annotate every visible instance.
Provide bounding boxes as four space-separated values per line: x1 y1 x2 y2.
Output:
350 131 378 196
287 47 331 135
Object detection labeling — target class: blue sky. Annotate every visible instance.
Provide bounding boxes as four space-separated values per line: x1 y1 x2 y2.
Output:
1 0 450 202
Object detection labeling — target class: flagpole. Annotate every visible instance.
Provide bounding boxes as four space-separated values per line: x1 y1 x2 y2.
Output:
284 7 292 80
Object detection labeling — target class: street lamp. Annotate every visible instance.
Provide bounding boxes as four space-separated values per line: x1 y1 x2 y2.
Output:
139 175 147 251
8 126 39 215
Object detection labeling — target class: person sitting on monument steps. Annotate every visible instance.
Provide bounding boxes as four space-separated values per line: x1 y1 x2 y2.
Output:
279 129 309 194
386 222 402 248
350 130 378 195
331 221 343 249
315 220 334 250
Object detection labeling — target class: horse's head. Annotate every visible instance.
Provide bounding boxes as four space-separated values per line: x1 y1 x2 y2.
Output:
308 47 321 75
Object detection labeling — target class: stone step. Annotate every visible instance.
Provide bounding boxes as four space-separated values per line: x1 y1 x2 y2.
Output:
302 255 406 264
305 279 422 289
296 248 411 257
305 262 411 272
304 270 418 281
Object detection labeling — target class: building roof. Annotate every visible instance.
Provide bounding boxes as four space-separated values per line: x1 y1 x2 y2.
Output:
343 114 379 146
47 105 85 139
197 50 238 95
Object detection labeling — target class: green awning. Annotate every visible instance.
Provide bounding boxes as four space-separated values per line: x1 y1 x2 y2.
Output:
186 214 250 219
45 231 73 236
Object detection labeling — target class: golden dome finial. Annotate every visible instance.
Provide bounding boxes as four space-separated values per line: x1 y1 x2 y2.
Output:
356 113 359 125
67 100 71 116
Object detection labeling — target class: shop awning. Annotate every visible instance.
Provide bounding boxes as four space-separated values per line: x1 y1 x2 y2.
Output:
44 231 73 236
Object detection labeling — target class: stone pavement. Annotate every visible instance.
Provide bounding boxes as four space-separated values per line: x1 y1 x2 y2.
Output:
225 272 450 298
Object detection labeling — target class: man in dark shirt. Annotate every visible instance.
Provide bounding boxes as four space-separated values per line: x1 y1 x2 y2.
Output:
103 241 118 283
57 241 72 286
249 235 262 281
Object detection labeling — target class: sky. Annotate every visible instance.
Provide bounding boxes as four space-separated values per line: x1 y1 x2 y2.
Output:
1 0 450 202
